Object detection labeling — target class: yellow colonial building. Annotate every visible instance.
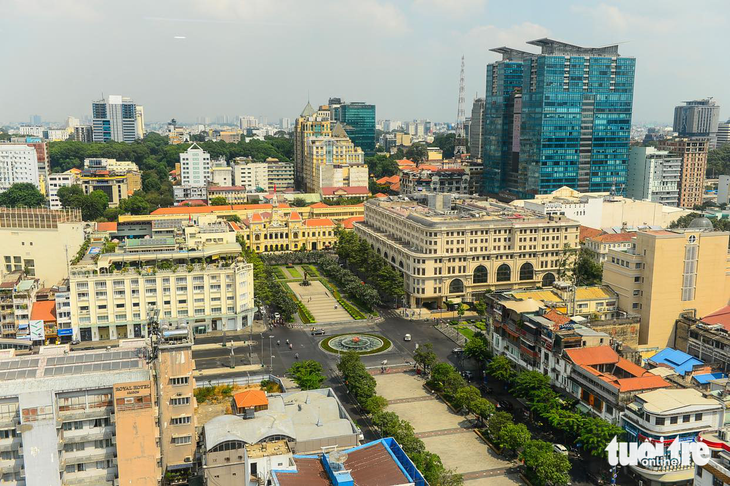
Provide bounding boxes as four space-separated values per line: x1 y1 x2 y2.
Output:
602 217 730 348
294 103 332 190
233 211 337 252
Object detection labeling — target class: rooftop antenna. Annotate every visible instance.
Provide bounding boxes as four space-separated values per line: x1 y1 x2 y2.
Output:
454 56 467 158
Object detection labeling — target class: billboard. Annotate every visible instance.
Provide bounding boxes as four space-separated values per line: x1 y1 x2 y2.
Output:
29 320 45 341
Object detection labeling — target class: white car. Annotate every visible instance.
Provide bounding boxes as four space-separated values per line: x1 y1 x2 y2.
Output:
553 444 569 455
404 334 412 341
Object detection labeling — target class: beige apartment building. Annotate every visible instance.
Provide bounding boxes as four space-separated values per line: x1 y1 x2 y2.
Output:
602 217 730 348
658 137 709 209
305 134 366 193
355 195 580 308
69 222 255 341
0 207 85 287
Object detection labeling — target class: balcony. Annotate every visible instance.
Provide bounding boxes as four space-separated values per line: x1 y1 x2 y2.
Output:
0 415 18 428
57 406 112 424
703 458 730 484
61 447 116 467
0 437 22 453
62 425 114 444
62 468 117 486
0 458 23 473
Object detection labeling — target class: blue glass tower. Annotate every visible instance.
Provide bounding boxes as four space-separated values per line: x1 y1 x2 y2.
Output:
333 102 376 155
482 39 635 197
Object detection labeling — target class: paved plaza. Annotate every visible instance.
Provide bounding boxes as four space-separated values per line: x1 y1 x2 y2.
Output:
286 280 352 323
375 372 521 484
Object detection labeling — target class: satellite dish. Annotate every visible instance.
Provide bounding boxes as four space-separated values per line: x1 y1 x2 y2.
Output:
330 451 349 464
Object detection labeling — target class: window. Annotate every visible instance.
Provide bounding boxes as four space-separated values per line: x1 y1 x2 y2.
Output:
171 397 191 406
473 265 488 284
171 416 192 425
170 377 189 386
172 435 192 445
655 417 665 425
496 264 511 282
683 414 691 423
670 416 678 424
519 263 534 281
696 413 703 421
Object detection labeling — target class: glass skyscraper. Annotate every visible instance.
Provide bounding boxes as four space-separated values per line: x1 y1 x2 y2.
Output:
332 101 376 155
482 39 635 197
92 95 138 143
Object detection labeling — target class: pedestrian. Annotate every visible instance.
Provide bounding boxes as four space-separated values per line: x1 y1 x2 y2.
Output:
289 343 293 350
277 340 280 346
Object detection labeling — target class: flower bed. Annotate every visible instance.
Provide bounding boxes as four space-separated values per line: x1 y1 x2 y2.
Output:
320 333 391 355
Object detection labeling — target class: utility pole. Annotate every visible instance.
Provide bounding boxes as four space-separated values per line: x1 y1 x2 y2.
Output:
454 55 467 158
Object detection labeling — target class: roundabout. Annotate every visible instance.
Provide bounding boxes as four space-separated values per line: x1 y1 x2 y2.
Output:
320 333 392 355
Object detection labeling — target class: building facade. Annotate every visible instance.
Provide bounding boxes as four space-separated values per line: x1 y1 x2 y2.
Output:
69 227 254 342
0 145 40 193
294 103 332 190
91 95 138 143
233 159 268 191
718 120 730 147
399 168 470 195
180 142 211 188
627 146 681 206
267 161 295 190
332 101 376 154
469 98 485 161
483 39 635 197
658 137 709 209
354 195 580 307
674 98 721 149
304 136 365 193
602 221 730 347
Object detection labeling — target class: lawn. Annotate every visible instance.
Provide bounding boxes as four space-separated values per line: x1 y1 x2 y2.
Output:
457 327 475 340
287 266 302 279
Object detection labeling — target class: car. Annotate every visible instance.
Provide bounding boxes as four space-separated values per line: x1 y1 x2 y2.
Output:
71 339 80 345
497 400 514 411
311 329 326 336
452 347 464 354
462 370 474 380
552 444 569 455
404 334 412 341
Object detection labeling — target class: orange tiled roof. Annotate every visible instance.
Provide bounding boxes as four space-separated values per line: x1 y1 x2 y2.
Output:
289 211 302 221
309 202 330 209
376 175 400 185
229 222 241 231
341 216 365 229
579 226 602 242
590 232 635 243
397 159 415 166
31 300 56 323
233 390 268 409
543 309 570 328
701 305 730 331
251 213 264 223
616 376 670 392
374 193 388 198
305 218 335 227
97 222 117 232
321 186 369 196
151 204 274 215
565 346 620 367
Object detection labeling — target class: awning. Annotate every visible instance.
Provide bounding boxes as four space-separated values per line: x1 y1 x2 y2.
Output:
576 402 591 414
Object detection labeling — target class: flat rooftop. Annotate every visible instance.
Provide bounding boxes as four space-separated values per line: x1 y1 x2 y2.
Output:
246 440 291 459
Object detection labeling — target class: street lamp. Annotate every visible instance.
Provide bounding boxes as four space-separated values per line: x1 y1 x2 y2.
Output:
268 335 274 371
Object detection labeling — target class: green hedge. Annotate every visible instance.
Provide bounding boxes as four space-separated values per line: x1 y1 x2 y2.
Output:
272 266 287 280
297 301 315 324
318 275 370 318
302 265 320 277
287 267 302 278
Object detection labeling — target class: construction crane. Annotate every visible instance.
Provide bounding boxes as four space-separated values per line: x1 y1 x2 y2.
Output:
454 55 467 158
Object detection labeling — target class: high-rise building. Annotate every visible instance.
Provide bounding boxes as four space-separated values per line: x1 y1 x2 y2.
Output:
280 117 291 130
48 171 79 210
673 98 721 149
233 159 269 190
305 129 366 193
627 146 681 206
135 105 145 138
483 39 636 197
73 125 93 143
293 103 332 190
91 95 138 143
469 98 485 161
0 144 40 192
717 119 730 147
29 114 41 125
602 219 730 347
179 142 211 188
658 137 709 208
331 101 376 155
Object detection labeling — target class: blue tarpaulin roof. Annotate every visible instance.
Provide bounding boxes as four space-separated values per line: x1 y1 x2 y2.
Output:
648 348 703 376
693 373 727 385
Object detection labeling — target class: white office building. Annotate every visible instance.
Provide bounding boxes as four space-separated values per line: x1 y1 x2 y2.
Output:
18 126 44 137
180 143 211 188
627 146 682 206
0 145 40 192
91 95 138 143
233 160 269 192
47 171 79 210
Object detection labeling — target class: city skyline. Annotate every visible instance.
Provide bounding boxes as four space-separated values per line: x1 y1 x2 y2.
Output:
1 0 728 126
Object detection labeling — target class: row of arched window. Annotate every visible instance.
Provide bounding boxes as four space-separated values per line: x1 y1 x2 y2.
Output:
448 268 556 294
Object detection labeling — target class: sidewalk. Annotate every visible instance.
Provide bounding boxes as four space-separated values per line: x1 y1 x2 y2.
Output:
194 364 263 377
192 341 254 351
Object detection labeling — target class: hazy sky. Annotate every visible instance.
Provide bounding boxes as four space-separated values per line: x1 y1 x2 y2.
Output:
2 0 728 125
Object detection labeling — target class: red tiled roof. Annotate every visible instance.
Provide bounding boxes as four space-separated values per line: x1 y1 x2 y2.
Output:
178 199 207 206
565 346 620 367
251 213 264 223
229 222 241 231
616 376 671 392
289 211 302 221
346 441 410 485
590 232 636 243
565 346 670 392
96 222 117 232
701 305 730 331
320 186 369 196
374 193 388 198
397 159 415 166
276 457 330 486
341 216 365 229
376 175 400 184
579 226 602 242
151 204 274 215
233 390 268 409
543 309 570 328
305 218 335 227
31 300 56 323
309 202 329 209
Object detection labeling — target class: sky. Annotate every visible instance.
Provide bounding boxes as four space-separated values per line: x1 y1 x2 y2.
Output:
1 0 728 125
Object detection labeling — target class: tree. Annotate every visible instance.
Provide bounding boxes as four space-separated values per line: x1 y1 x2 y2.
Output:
405 143 428 167
520 440 571 486
485 355 515 382
209 196 228 206
497 422 530 454
707 143 730 177
431 133 456 159
0 183 46 208
413 343 438 374
363 395 388 415
119 194 151 215
464 332 491 364
558 245 602 286
428 363 458 392
57 185 109 221
577 417 625 458
452 386 481 412
291 197 308 207
288 360 326 390
512 371 551 400
472 398 496 425
486 411 513 441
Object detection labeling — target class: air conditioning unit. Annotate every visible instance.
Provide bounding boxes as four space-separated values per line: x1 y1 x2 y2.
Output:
184 456 192 463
